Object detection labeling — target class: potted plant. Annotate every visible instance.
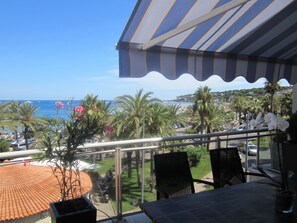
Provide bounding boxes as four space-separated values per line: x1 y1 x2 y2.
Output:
287 111 297 143
281 111 297 201
42 102 104 223
251 113 295 213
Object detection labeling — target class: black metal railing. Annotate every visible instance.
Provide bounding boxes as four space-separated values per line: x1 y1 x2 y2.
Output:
0 128 278 221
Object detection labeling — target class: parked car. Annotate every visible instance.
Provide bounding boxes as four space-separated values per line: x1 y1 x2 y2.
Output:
237 125 244 131
237 141 257 156
10 139 34 151
11 142 27 151
227 128 238 132
236 124 256 131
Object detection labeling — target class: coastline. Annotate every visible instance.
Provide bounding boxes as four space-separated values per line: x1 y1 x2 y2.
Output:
0 100 193 119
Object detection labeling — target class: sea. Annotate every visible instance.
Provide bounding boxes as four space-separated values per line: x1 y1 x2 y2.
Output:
0 100 83 119
0 100 193 119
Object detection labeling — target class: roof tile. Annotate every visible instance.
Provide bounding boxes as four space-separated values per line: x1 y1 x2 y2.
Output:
0 164 92 221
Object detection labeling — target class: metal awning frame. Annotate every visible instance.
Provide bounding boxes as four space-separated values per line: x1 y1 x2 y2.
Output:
138 0 250 50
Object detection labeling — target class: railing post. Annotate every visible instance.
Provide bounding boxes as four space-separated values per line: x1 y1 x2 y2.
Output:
244 132 249 173
115 147 122 221
141 149 145 203
256 131 260 167
216 137 221 149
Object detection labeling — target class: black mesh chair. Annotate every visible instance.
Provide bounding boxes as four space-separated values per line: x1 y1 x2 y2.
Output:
209 148 262 189
154 152 213 200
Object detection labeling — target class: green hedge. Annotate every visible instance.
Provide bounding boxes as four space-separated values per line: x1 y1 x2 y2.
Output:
0 140 9 152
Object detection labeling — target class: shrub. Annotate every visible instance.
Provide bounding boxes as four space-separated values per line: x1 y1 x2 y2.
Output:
183 146 205 167
0 140 9 152
184 128 196 134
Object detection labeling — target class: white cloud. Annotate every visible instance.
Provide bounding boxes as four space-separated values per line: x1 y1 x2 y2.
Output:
93 70 291 100
107 69 119 76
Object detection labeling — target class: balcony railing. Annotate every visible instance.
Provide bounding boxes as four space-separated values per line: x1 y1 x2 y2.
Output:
0 128 279 222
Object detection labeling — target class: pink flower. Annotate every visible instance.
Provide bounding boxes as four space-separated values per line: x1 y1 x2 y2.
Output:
104 125 114 137
75 106 86 115
74 106 86 120
56 101 64 109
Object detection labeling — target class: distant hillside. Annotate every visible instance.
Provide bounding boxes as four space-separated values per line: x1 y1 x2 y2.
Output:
173 86 292 103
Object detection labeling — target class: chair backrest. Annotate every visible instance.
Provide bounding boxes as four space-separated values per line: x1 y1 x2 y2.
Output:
154 152 194 200
209 148 246 189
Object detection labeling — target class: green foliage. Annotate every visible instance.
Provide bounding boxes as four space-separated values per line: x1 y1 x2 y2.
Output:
0 140 9 152
42 104 105 201
174 86 291 104
100 149 212 212
182 146 206 167
96 158 115 175
184 128 196 134
190 151 212 180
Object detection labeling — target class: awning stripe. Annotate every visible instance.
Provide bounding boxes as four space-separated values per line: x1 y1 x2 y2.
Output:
152 0 197 40
227 1 296 54
226 54 238 81
120 0 151 43
118 0 297 84
118 43 131 78
270 32 297 59
208 0 273 51
131 0 175 43
180 0 235 49
147 48 161 74
176 48 189 78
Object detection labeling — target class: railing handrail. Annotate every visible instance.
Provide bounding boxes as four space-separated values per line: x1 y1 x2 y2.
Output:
0 128 275 160
0 128 279 221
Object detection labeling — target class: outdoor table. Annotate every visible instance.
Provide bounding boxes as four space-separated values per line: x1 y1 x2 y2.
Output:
139 180 297 223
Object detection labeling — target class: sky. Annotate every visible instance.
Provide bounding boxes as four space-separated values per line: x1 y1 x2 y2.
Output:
0 0 290 101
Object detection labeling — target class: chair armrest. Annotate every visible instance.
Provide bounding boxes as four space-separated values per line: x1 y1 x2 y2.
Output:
193 178 214 186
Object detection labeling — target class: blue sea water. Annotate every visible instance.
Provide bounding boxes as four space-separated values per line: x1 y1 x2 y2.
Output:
33 100 81 119
0 100 192 119
0 100 80 119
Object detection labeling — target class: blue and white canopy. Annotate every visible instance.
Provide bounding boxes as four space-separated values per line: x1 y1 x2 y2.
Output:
117 0 297 84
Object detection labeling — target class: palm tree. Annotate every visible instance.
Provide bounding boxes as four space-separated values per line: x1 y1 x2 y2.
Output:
232 96 246 123
114 89 159 185
248 98 262 118
145 102 176 175
80 94 112 130
80 94 112 114
279 89 292 116
0 102 13 129
114 89 159 139
167 104 187 128
264 81 280 113
207 106 230 133
9 101 46 150
261 95 271 114
146 103 175 137
192 86 214 134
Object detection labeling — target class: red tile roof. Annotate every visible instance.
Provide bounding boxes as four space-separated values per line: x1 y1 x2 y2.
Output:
0 164 92 221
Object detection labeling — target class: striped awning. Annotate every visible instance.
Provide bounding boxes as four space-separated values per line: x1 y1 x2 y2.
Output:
117 0 297 84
